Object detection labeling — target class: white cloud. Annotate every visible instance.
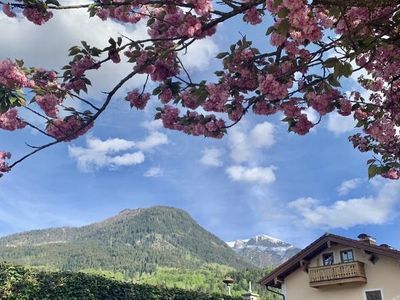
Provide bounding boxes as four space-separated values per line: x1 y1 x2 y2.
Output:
178 38 218 71
229 121 275 163
144 167 163 177
337 178 363 196
142 119 163 131
136 131 168 151
250 122 275 148
68 137 144 171
109 152 145 166
288 181 400 229
86 138 136 153
200 148 223 167
68 121 168 171
226 165 276 185
326 112 356 135
304 107 319 125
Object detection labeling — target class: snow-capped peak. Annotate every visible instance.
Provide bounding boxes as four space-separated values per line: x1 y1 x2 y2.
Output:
226 234 301 267
253 234 284 244
226 234 286 249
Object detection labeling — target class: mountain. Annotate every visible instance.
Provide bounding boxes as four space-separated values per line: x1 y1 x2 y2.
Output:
227 234 301 267
0 206 253 276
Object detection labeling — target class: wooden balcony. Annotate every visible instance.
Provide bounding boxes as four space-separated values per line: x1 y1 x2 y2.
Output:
309 261 367 287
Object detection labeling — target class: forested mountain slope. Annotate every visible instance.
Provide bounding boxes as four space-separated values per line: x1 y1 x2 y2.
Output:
0 206 253 276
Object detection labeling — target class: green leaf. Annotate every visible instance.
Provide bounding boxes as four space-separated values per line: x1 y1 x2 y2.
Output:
327 75 341 87
69 47 81 56
276 19 290 36
108 38 116 46
368 164 380 179
277 7 289 18
323 57 339 68
45 0 60 6
266 26 275 36
152 86 162 96
216 52 229 59
15 59 24 68
342 62 353 78
147 18 155 26
88 4 97 17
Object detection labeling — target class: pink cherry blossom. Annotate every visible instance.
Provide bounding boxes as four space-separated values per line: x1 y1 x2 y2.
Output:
0 59 34 89
126 89 151 110
2 4 16 18
0 109 26 131
291 114 313 135
35 94 62 118
0 151 11 174
23 7 53 25
46 116 93 141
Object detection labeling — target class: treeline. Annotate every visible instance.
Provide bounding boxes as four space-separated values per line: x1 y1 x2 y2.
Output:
0 262 242 300
136 264 276 300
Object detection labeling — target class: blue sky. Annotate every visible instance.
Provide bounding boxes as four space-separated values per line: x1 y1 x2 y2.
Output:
0 4 399 250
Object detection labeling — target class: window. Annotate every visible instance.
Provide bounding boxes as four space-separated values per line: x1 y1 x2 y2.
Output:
340 249 354 263
365 290 383 300
322 253 334 265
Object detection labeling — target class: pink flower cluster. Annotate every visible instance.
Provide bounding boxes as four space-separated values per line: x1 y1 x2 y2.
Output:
228 97 244 121
252 100 278 116
71 56 99 78
46 116 93 141
244 7 262 25
131 50 179 82
306 89 340 115
2 4 16 17
267 0 322 44
35 94 62 118
223 49 258 92
181 90 199 109
382 169 400 180
349 134 370 153
32 69 58 88
97 4 143 23
0 151 11 173
147 6 215 39
338 99 352 116
203 84 230 112
258 74 291 100
0 109 26 131
160 105 225 138
125 89 151 110
23 7 53 25
365 117 396 144
292 114 313 135
159 88 173 104
191 0 213 16
0 59 34 89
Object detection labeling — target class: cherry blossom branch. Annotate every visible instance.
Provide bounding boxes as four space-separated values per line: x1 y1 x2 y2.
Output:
67 92 100 111
23 120 55 138
9 69 139 169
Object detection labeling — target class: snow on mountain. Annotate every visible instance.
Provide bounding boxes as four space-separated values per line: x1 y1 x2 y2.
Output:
226 234 301 267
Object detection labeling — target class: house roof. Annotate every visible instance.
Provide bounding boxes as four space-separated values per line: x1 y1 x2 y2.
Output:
259 233 400 288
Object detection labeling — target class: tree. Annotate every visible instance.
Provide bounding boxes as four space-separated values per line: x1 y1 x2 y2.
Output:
0 0 399 179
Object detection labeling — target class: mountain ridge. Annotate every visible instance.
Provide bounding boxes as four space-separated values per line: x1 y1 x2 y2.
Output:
227 234 301 267
0 206 253 276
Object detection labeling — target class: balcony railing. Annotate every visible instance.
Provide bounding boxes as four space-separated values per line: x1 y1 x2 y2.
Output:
309 261 367 287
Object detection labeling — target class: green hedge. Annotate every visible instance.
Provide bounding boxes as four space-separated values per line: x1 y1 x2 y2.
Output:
0 263 241 300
